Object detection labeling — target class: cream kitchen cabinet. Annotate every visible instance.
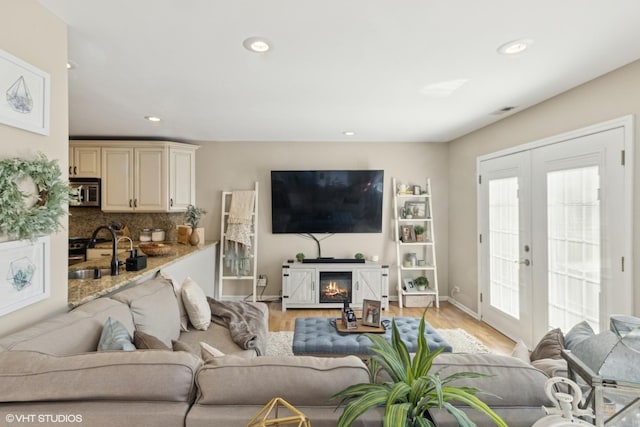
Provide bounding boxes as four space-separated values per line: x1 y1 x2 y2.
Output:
169 147 196 211
100 141 197 212
68 143 100 178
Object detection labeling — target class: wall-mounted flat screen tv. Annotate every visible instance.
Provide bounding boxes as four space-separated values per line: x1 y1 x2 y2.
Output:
271 170 384 234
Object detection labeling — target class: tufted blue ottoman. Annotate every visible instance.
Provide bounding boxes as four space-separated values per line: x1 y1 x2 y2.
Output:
292 317 452 357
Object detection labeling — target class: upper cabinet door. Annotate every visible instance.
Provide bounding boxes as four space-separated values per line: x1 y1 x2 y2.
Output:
101 147 135 211
69 145 101 178
169 147 196 211
135 147 167 212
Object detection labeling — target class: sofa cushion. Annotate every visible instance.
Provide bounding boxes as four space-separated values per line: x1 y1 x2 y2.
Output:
0 350 202 403
172 340 198 355
98 318 135 351
159 269 189 331
431 353 553 408
181 277 211 330
178 326 256 358
530 328 564 361
0 401 191 427
0 298 132 356
195 355 370 406
134 331 171 350
111 277 181 347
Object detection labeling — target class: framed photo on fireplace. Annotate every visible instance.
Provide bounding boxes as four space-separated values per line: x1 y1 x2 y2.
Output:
362 299 381 327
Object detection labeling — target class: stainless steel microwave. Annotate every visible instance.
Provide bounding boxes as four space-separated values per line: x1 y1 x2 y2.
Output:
70 178 101 207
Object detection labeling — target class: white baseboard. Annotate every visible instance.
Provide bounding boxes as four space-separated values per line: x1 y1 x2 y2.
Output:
447 298 480 320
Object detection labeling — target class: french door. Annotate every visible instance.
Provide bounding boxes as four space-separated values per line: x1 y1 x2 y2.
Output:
478 118 632 347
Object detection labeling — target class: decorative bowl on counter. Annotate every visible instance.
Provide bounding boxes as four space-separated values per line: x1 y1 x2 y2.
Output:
138 242 173 257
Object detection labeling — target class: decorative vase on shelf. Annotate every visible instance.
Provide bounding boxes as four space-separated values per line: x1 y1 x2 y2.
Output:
189 229 200 246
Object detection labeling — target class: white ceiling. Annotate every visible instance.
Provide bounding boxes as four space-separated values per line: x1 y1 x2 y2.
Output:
40 0 640 143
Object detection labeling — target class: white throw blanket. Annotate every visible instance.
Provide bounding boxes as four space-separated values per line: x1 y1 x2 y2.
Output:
228 190 255 225
225 190 255 276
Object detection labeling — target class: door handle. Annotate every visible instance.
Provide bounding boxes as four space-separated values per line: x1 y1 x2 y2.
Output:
74 166 77 175
129 199 133 208
519 259 531 266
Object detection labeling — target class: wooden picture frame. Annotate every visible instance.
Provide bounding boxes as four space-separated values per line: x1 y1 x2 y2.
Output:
0 236 50 316
362 299 382 327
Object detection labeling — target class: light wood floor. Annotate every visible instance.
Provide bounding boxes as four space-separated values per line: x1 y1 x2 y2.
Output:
267 301 515 355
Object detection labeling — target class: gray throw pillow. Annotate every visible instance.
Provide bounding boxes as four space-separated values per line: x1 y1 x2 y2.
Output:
564 320 595 350
133 330 171 350
98 317 135 351
530 328 564 361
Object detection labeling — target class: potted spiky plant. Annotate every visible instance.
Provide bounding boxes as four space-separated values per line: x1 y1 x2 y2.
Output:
185 204 206 246
332 314 507 427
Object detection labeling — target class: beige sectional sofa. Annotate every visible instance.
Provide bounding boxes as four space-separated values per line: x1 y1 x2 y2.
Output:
0 272 555 426
0 275 382 427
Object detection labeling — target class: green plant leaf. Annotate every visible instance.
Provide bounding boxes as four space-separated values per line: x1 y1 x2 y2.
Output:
386 381 411 409
389 320 412 381
336 387 389 427
362 333 407 382
384 402 412 427
442 402 477 427
441 388 508 427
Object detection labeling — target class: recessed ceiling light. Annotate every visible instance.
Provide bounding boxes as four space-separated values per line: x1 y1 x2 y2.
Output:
343 131 356 136
144 115 161 122
243 37 271 53
497 38 534 55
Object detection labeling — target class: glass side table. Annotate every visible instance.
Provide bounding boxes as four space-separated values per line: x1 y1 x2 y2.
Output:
562 349 640 426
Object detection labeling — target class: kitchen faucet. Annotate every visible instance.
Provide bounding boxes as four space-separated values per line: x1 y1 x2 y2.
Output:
88 225 121 276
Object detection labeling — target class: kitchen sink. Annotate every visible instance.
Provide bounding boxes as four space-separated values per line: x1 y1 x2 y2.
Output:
68 268 111 280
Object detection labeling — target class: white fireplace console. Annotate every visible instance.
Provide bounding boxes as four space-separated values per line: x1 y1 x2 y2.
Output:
281 261 389 311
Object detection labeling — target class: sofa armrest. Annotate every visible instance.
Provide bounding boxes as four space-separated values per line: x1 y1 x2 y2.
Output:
195 355 369 406
0 350 202 403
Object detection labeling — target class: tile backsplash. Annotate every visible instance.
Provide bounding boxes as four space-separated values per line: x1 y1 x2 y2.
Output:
69 208 185 241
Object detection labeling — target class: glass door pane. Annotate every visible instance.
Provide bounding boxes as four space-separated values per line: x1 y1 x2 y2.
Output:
547 166 600 332
489 177 520 319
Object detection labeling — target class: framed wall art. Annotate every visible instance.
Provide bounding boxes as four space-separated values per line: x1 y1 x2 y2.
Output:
0 49 50 135
0 236 50 316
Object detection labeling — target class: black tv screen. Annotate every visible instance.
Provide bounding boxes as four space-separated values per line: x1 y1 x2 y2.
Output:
271 170 384 234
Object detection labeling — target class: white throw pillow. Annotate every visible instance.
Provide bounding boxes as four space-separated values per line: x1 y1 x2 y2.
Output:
200 342 225 361
159 270 189 331
181 277 211 330
511 339 530 363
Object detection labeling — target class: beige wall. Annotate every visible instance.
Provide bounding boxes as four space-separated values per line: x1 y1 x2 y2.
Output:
0 0 68 336
194 141 449 299
448 59 640 315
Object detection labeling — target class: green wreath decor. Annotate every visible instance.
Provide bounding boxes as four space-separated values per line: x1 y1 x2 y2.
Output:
0 153 69 240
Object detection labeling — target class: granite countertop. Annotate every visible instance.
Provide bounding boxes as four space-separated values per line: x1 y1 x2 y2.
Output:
68 241 217 308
